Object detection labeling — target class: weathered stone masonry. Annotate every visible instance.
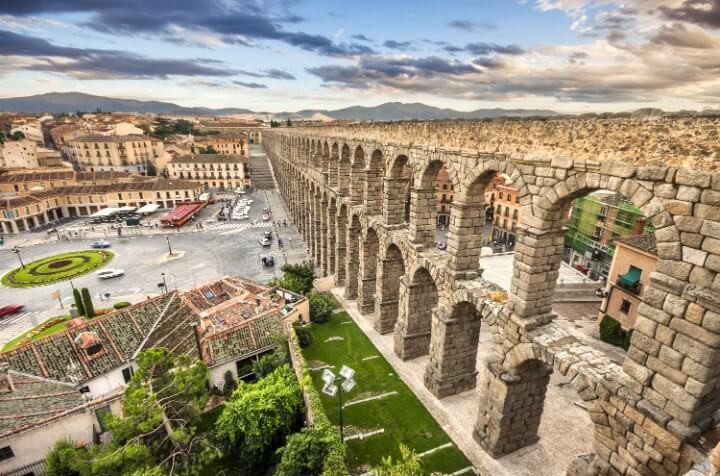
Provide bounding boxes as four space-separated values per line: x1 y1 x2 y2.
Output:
265 117 720 475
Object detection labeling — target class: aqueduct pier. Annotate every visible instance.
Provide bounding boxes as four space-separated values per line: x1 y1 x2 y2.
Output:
265 117 720 476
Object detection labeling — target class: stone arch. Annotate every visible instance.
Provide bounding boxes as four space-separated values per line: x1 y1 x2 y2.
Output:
365 148 384 216
358 226 380 314
326 196 337 278
374 242 406 334
383 154 412 226
394 266 439 360
329 142 339 187
345 213 362 299
409 158 458 249
336 143 351 195
349 145 366 205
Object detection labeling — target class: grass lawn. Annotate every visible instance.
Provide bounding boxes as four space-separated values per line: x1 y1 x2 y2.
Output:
301 311 472 475
2 315 71 352
2 250 113 288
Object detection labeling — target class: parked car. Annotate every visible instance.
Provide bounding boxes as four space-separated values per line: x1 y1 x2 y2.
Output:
260 238 271 247
261 256 275 267
263 231 273 240
91 239 111 249
262 214 271 221
0 304 24 318
97 268 124 279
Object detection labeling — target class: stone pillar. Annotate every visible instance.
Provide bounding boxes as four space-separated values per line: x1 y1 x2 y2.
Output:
328 158 338 189
335 211 347 286
358 277 376 314
508 227 564 320
358 234 378 315
338 160 350 196
394 275 437 360
349 168 365 205
313 198 322 265
344 224 360 299
423 305 481 398
365 167 383 216
448 201 485 273
408 187 437 248
319 197 328 275
382 177 408 226
373 254 403 334
326 206 336 277
473 359 551 457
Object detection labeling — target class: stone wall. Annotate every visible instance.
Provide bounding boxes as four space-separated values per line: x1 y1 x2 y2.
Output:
264 119 720 475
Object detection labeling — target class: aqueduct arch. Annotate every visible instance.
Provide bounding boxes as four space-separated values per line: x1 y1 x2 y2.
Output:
263 119 720 476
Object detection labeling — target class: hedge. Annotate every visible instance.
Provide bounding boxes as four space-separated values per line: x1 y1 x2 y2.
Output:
113 301 131 310
286 323 348 476
599 315 633 350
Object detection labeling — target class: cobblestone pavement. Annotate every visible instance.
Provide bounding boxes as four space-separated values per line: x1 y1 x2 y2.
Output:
331 288 595 476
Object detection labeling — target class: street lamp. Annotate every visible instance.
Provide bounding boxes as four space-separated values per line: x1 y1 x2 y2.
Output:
166 235 173 256
321 365 357 442
12 246 24 268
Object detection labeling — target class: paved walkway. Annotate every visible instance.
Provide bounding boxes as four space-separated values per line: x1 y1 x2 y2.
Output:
330 288 595 476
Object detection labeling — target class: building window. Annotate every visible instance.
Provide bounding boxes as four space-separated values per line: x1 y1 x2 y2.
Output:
0 446 14 462
620 299 631 314
499 192 503 200
122 367 134 383
86 343 103 356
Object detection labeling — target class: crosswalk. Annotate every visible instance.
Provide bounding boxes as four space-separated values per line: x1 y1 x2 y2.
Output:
207 221 273 235
0 312 31 329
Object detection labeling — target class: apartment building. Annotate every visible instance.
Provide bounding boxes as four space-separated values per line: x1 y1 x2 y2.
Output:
485 173 521 246
0 140 40 169
195 134 248 157
0 170 138 194
564 191 650 280
435 166 455 226
68 134 164 173
0 178 202 234
599 234 658 329
167 154 249 190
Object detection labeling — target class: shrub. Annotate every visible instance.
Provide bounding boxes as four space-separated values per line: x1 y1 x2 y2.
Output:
276 426 335 476
223 370 237 396
45 439 84 476
309 293 335 324
374 444 422 476
293 322 314 347
81 287 95 318
253 352 285 378
599 315 631 349
271 261 315 295
113 301 131 309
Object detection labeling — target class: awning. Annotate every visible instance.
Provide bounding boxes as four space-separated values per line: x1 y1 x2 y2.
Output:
136 203 160 214
619 266 641 287
91 207 119 217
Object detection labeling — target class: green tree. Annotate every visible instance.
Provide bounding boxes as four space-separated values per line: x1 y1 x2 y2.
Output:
198 145 218 154
374 444 422 476
286 118 292 127
73 288 85 317
269 261 315 295
275 426 334 476
309 293 335 324
216 366 302 472
45 439 83 476
146 162 157 176
292 322 313 347
252 341 289 378
81 288 95 318
104 348 216 474
10 130 25 141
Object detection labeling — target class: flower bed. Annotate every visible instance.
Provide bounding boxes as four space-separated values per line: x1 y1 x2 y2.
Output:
2 250 114 288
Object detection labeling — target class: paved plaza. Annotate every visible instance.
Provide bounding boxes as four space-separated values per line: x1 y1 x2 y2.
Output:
0 150 310 346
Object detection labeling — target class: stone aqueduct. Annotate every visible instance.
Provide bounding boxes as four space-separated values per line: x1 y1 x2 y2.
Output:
264 118 720 476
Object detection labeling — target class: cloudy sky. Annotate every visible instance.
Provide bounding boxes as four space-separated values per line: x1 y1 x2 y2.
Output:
0 0 718 112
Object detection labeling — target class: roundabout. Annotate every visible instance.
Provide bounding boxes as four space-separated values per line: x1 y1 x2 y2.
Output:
2 250 114 288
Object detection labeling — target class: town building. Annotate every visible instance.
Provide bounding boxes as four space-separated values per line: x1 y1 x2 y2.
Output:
68 134 164 173
0 276 307 475
0 139 39 169
194 134 248 157
194 122 265 143
10 122 44 146
598 234 658 330
484 173 521 247
167 154 249 190
0 177 203 233
0 170 139 194
434 166 454 226
564 190 650 280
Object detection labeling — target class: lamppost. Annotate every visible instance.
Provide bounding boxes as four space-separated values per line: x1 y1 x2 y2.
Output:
12 246 24 268
321 365 357 442
166 236 173 256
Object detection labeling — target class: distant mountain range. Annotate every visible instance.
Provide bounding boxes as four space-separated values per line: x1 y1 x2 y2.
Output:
0 92 559 120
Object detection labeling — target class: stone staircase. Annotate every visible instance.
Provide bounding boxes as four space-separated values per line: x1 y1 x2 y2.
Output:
248 146 275 189
553 281 603 302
